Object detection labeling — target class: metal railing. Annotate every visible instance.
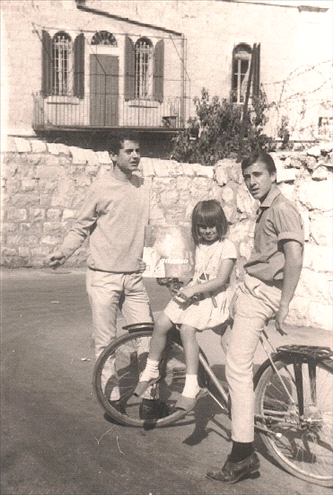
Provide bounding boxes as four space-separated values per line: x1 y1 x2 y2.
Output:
33 91 190 130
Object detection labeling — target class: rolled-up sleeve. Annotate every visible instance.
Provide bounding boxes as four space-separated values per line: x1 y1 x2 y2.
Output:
274 204 304 245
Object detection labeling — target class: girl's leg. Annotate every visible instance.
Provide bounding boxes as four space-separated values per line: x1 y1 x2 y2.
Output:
139 313 173 382
179 324 201 398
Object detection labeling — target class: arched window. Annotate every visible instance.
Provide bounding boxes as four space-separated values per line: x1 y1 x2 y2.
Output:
52 31 73 95
135 37 153 99
91 31 117 46
232 43 252 103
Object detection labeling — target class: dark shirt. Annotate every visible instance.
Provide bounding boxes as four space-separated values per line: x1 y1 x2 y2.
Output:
244 186 304 282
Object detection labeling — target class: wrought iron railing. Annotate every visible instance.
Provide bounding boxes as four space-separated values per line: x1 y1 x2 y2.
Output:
32 92 190 130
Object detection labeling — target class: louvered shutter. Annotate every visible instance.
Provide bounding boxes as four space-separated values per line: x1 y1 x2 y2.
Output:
252 43 260 98
153 39 164 103
42 30 52 97
74 33 85 99
124 35 135 101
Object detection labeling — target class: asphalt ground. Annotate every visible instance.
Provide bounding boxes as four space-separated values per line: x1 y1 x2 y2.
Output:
1 268 332 495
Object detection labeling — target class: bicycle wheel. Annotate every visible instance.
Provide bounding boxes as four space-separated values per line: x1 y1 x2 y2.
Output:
255 354 333 487
93 328 208 427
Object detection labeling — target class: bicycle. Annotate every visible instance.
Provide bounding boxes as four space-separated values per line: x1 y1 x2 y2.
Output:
93 278 333 487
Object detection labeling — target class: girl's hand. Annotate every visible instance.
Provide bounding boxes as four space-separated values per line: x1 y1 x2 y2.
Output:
177 286 197 300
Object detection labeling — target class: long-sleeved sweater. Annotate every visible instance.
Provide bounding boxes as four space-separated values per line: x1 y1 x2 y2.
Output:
60 172 150 272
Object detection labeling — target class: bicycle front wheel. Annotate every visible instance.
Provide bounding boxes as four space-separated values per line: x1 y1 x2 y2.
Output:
93 329 200 427
255 355 333 487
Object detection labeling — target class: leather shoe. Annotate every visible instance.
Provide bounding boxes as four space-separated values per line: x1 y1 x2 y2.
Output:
206 452 260 484
139 398 170 420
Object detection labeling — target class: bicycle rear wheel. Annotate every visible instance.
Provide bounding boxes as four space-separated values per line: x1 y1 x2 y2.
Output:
255 354 333 487
93 328 208 427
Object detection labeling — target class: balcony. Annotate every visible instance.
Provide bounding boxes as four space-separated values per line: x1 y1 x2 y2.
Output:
32 92 189 132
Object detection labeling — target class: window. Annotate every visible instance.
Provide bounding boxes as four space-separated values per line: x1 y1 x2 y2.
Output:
91 31 117 46
52 32 73 96
124 36 164 102
232 43 260 104
42 31 85 99
135 38 153 99
232 43 252 104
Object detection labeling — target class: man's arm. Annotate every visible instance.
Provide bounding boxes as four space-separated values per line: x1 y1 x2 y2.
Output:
275 240 303 335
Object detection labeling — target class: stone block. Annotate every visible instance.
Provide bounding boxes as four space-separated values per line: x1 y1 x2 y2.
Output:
29 208 45 221
3 136 17 152
11 194 40 207
140 157 155 177
309 301 332 330
84 149 99 166
236 186 256 216
19 223 42 234
46 209 62 221
18 247 31 257
57 143 71 155
2 222 16 233
309 212 333 246
35 164 65 179
21 179 37 191
306 145 321 158
152 159 169 176
14 137 31 153
298 268 332 303
62 209 76 221
96 151 112 165
303 243 333 272
298 179 333 211
160 189 179 208
43 222 63 235
277 167 296 183
30 140 47 153
220 186 234 203
41 235 64 246
70 146 87 165
47 143 60 155
6 208 27 222
312 166 329 181
182 163 196 177
6 234 23 246
166 160 185 177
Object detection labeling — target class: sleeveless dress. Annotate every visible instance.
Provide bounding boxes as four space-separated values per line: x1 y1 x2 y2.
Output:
163 238 237 331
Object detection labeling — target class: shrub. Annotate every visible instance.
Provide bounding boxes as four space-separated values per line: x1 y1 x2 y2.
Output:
172 88 273 165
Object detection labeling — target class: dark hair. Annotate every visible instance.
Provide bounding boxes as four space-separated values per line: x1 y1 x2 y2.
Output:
107 132 140 155
191 200 228 245
241 150 276 176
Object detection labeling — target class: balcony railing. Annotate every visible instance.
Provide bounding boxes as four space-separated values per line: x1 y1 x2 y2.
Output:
33 92 189 130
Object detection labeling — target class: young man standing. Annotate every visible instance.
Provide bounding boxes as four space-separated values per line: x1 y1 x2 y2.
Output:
207 150 304 484
47 133 165 419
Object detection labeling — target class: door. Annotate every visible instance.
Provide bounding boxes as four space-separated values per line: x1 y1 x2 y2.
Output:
90 54 119 126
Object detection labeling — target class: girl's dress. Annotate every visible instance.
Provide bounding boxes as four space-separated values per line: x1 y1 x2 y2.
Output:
163 238 237 331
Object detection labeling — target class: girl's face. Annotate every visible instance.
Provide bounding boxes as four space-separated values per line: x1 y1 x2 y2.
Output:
198 224 219 244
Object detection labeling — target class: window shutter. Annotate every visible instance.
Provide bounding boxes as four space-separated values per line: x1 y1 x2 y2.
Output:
252 43 260 98
153 39 164 103
41 30 52 97
124 35 135 101
74 33 85 99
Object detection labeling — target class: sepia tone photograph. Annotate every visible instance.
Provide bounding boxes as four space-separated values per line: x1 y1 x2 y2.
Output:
1 1 332 494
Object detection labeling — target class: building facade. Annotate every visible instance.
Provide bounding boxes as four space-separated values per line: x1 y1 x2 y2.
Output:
1 0 331 146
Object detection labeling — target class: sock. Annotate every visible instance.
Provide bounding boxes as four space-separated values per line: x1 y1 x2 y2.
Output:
139 358 159 382
181 374 200 398
229 441 254 463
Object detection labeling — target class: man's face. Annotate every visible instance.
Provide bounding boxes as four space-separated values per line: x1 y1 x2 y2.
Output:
111 140 141 174
243 161 276 203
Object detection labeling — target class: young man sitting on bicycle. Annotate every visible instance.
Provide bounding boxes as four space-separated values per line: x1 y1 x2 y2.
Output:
47 132 168 421
207 150 304 484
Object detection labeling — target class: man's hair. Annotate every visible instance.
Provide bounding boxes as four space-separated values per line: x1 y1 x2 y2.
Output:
107 132 140 155
241 150 276 175
191 199 229 245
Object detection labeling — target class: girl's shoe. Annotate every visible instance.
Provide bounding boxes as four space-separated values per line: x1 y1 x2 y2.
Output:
175 388 208 411
133 377 160 397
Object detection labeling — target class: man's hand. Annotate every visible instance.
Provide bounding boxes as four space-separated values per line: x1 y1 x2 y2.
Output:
137 258 147 273
275 303 289 336
46 250 66 268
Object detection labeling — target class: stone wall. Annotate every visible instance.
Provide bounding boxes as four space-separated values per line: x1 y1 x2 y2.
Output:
1 136 332 330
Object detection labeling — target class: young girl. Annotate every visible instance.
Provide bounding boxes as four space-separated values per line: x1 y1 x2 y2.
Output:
134 200 237 410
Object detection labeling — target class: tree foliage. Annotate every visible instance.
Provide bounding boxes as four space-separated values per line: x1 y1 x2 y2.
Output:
172 88 273 165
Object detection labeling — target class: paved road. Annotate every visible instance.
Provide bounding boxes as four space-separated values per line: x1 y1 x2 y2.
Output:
1 269 332 495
